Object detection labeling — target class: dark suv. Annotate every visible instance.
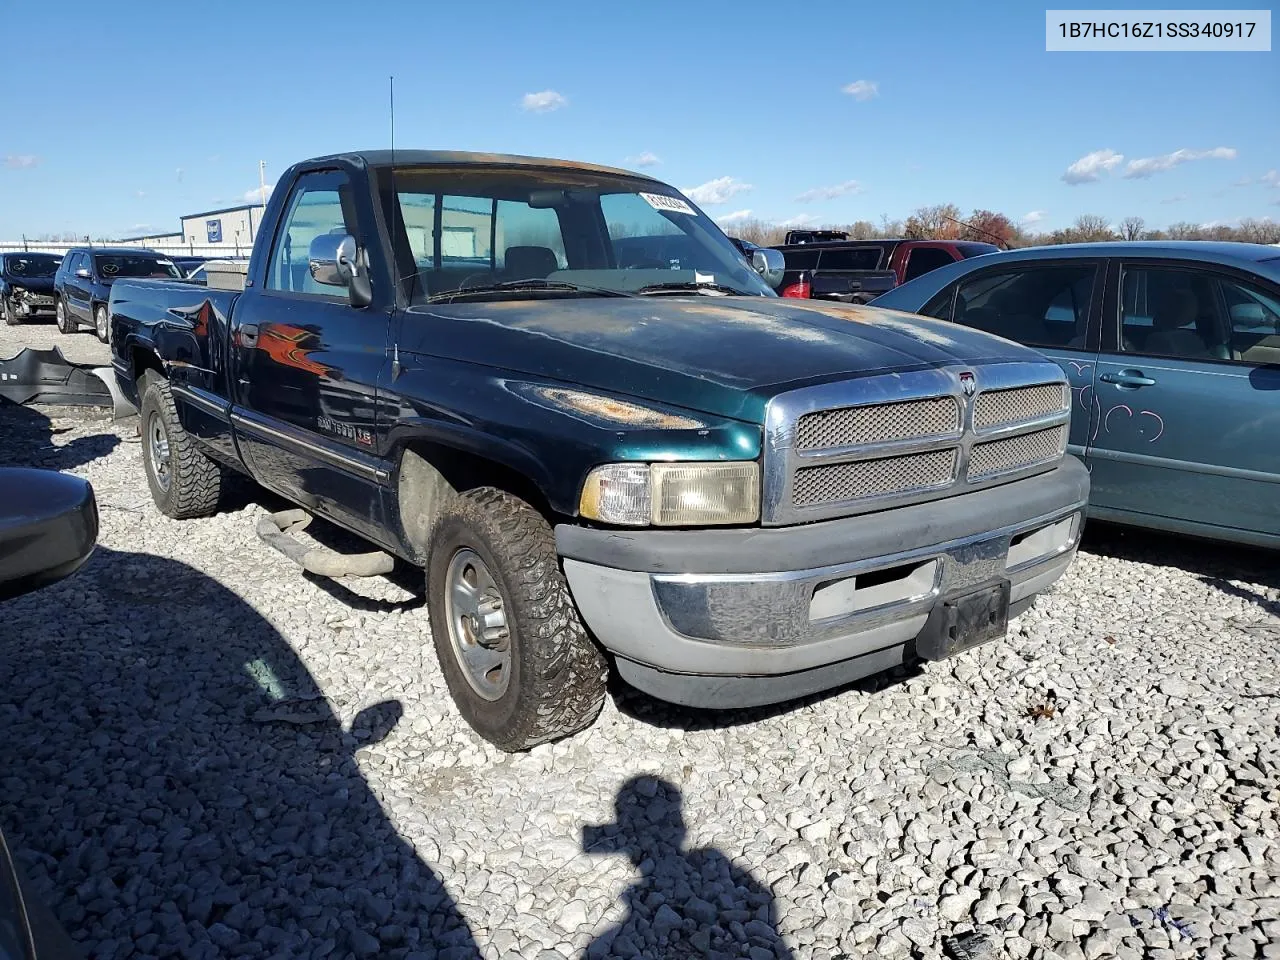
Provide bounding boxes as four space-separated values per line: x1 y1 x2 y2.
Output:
0 252 62 325
53 247 181 342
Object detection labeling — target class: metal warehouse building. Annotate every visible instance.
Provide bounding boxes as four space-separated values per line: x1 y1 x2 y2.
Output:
119 203 267 255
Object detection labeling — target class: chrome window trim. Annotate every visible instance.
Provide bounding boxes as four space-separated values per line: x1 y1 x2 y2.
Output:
762 360 1070 526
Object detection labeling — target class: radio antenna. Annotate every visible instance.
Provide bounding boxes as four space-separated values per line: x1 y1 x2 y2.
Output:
388 75 404 379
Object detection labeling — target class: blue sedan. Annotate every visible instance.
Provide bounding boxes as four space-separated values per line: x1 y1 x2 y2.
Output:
870 241 1280 548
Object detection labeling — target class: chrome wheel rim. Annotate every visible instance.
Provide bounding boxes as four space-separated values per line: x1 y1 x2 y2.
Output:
56 300 65 329
443 548 511 701
95 307 107 340
148 412 172 491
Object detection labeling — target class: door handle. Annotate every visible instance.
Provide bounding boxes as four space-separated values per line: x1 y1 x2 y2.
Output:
1100 370 1156 388
238 323 259 347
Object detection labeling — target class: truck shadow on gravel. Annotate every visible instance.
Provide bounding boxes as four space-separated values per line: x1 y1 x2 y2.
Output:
610 664 924 734
1082 523 1280 618
581 775 794 960
0 399 120 470
0 545 480 960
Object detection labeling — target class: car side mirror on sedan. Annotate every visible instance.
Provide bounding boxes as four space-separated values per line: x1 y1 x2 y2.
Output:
751 247 786 290
308 233 373 308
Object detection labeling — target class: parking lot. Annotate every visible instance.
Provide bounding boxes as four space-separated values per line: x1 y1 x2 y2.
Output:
2 320 1279 960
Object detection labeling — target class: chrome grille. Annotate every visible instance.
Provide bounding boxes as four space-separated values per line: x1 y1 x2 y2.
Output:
793 449 957 507
796 397 960 450
969 425 1067 480
974 383 1068 430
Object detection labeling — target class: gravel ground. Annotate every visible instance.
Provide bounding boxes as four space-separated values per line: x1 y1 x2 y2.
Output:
2 320 1278 960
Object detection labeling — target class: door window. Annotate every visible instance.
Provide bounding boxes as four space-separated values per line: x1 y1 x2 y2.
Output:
953 264 1097 348
266 173 355 296
902 247 955 282
1120 267 1227 360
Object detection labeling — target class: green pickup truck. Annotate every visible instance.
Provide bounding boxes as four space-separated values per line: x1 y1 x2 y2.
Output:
109 149 1089 751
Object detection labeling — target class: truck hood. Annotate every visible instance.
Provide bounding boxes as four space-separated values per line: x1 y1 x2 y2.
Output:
402 296 1044 422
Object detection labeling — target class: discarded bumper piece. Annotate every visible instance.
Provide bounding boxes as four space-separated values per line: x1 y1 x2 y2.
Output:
0 347 135 419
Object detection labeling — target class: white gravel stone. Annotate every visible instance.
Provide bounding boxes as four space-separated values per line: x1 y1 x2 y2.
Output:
2 319 1278 958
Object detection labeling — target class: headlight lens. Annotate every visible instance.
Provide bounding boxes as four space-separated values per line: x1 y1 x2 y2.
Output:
580 462 760 526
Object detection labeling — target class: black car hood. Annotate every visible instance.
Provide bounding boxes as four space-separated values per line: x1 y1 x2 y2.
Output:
401 296 1045 421
4 276 55 294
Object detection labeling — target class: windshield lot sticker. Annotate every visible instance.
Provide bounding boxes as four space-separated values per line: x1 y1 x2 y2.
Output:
641 193 696 216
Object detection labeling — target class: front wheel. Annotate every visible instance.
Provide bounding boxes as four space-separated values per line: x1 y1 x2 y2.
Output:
1 297 17 326
94 303 109 343
139 374 224 518
55 297 72 334
426 488 607 751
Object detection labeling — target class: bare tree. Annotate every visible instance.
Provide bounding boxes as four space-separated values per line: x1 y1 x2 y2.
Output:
903 204 963 240
1121 216 1146 241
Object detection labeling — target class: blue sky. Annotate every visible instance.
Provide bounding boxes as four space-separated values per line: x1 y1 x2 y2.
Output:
0 0 1275 239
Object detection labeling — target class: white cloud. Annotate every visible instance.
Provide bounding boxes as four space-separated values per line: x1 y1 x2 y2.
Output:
841 80 878 101
1161 193 1190 204
717 209 753 224
1062 149 1124 185
1262 170 1280 187
779 214 818 228
1021 210 1046 224
1234 175 1254 187
176 167 185 182
627 151 660 167
131 223 152 231
521 90 567 113
795 180 863 203
681 176 753 205
244 183 274 204
1123 147 1237 179
3 154 40 169
135 190 146 198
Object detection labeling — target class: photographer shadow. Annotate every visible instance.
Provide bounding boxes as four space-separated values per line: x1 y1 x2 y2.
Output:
583 775 794 960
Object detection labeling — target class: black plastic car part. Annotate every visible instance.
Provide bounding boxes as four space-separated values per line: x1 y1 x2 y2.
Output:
0 347 134 417
0 467 99 602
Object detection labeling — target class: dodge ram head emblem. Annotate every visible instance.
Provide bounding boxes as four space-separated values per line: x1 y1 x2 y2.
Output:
959 371 976 396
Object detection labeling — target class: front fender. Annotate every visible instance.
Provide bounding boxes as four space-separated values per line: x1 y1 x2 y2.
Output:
384 357 761 517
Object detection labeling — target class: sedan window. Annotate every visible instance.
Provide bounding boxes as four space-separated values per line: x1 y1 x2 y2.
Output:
1120 267 1225 360
953 264 1097 348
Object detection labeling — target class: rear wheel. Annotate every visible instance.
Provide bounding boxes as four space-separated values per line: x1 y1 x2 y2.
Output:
426 488 607 751
139 373 224 518
55 297 72 333
94 303 109 343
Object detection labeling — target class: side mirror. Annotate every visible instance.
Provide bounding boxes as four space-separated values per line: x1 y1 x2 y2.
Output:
308 233 372 308
751 248 786 290
0 468 98 602
74 268 91 279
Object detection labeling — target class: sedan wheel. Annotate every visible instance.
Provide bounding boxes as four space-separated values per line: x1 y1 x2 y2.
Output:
94 304 109 344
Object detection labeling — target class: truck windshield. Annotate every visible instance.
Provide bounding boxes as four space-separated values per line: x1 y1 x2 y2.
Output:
379 167 775 303
93 255 182 279
3 254 61 277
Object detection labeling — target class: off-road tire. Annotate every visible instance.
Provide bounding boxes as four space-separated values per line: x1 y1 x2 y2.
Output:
55 297 72 334
139 373 224 519
427 487 608 751
93 303 110 343
1 297 17 326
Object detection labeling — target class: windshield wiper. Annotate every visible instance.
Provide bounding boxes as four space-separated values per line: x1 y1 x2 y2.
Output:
424 278 632 304
636 281 755 297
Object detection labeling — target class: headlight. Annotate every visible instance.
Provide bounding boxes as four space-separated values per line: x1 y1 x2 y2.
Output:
579 461 760 526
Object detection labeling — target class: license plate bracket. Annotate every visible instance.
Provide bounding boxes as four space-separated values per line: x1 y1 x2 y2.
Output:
916 580 1011 661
